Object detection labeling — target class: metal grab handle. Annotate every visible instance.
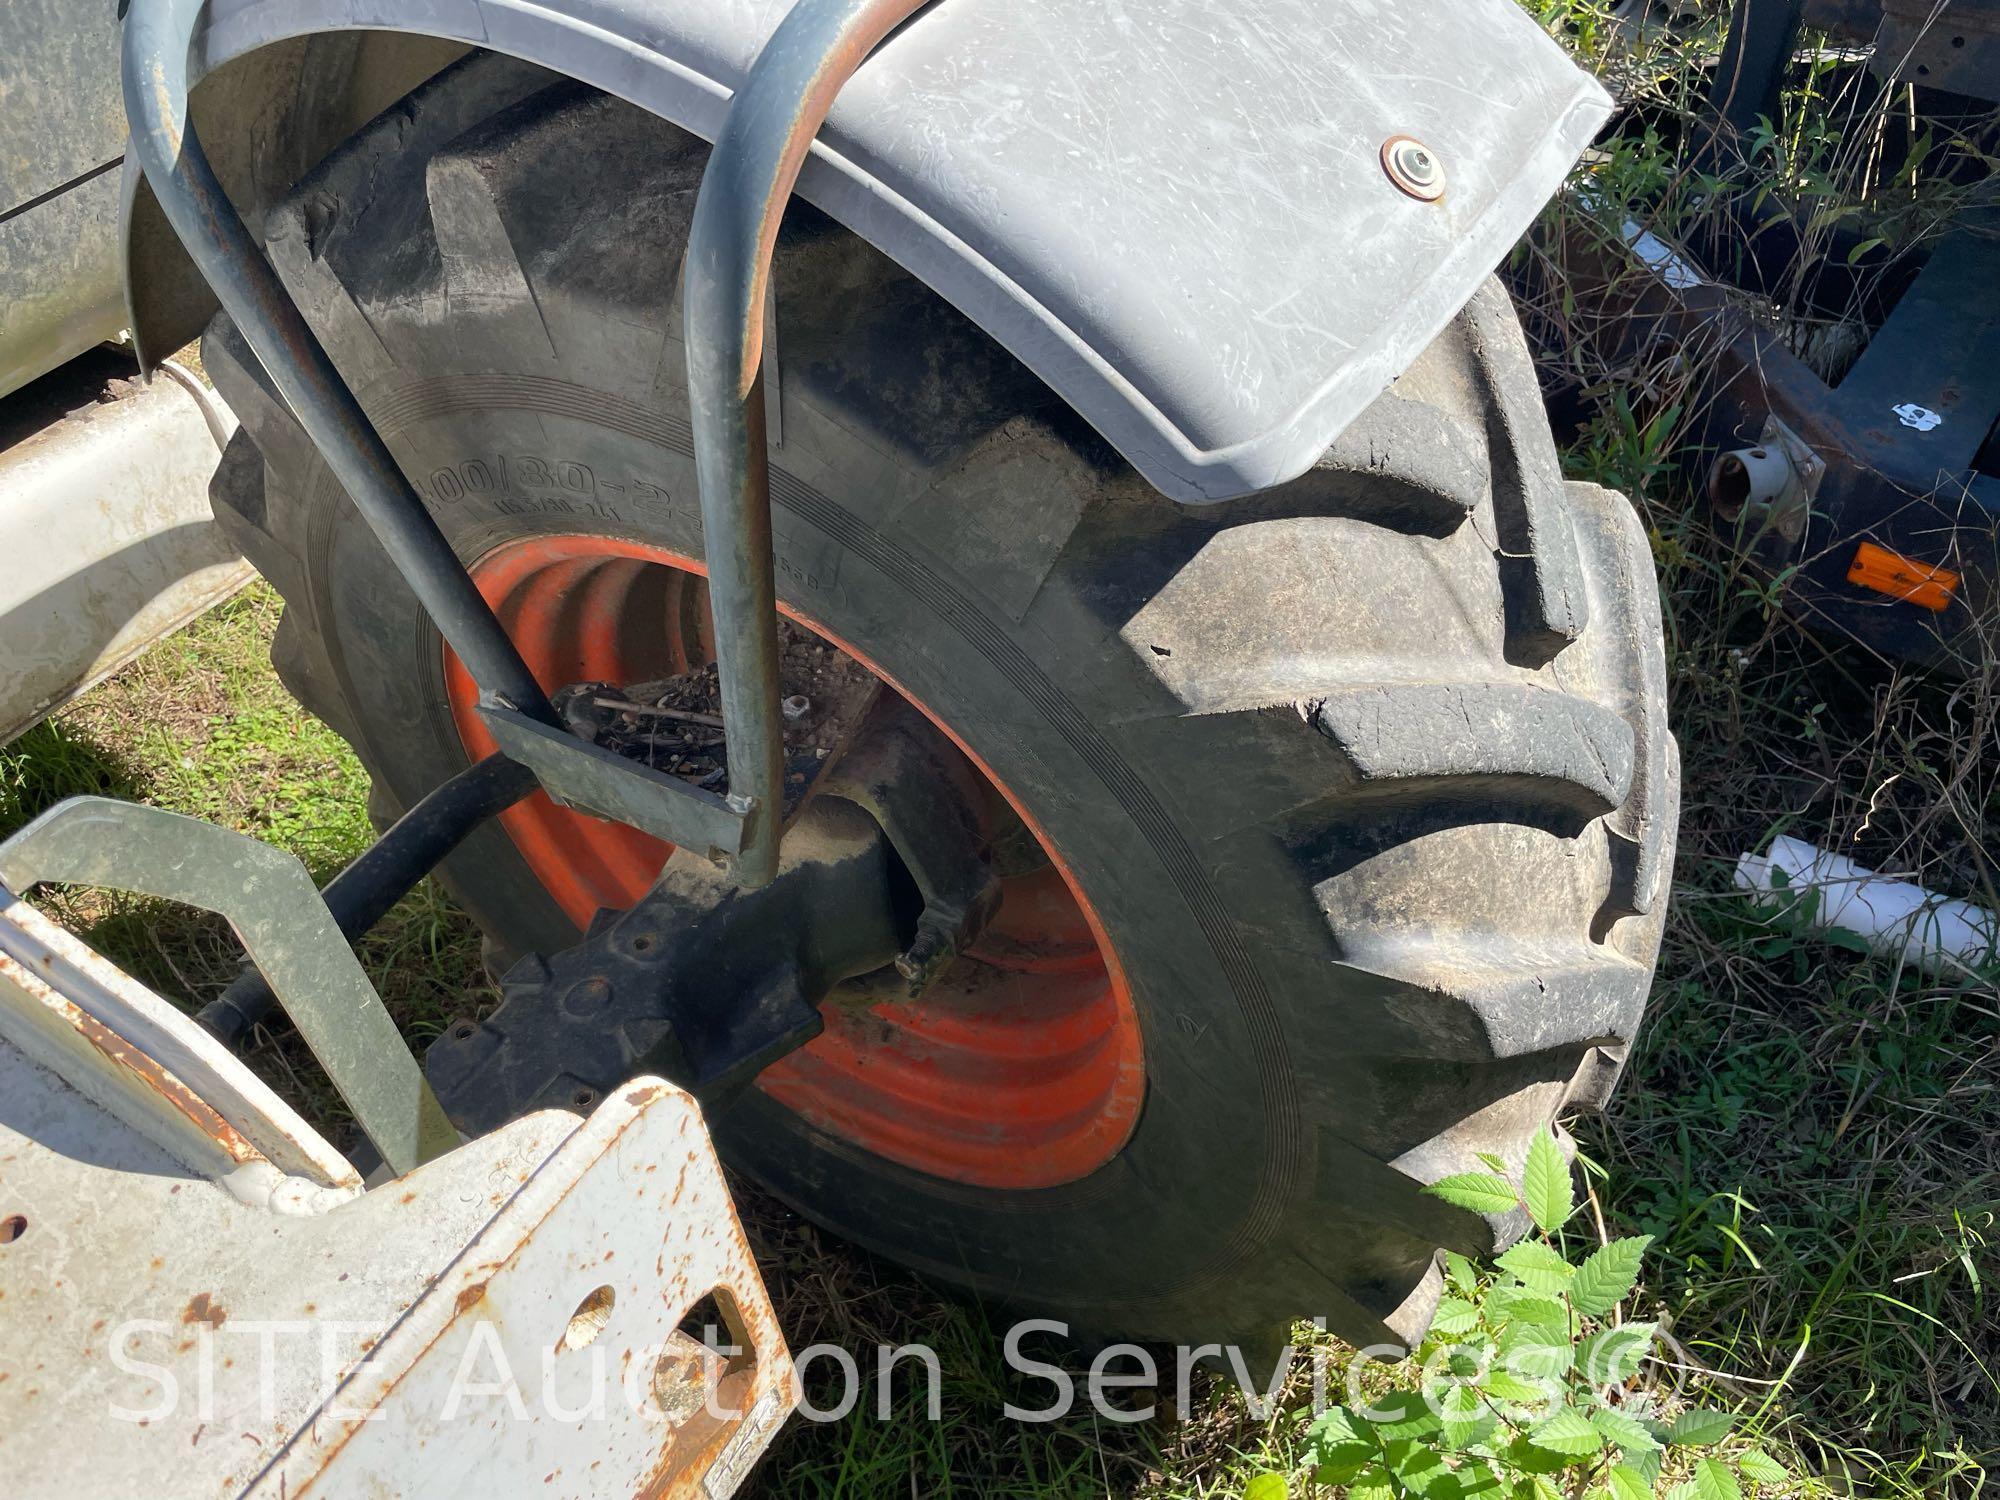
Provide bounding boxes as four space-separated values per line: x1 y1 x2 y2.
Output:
121 0 558 726
197 753 539 1047
683 0 933 886
123 0 928 890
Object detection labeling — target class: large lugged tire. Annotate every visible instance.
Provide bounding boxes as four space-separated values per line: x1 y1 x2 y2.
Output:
205 54 1678 1349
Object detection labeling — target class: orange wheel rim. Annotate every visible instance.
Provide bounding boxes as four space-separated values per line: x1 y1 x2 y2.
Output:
444 534 1144 1189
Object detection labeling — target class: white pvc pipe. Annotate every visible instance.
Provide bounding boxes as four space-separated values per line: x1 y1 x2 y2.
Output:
1734 835 1999 979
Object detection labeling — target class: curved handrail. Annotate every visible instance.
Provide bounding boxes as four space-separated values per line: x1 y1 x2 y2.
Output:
122 0 558 724
682 0 933 886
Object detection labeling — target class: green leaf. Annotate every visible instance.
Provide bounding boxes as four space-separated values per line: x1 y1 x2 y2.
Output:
1590 1405 1662 1453
1432 1296 1481 1335
1308 1405 1369 1445
1445 1250 1481 1294
1667 1407 1737 1447
1306 1407 1377 1482
1487 1284 1570 1328
1439 1383 1482 1417
1242 1474 1289 1500
1527 1406 1604 1458
1498 1241 1576 1295
1577 1321 1657 1384
1506 1437 1571 1477
1447 1341 1491 1379
1437 1382 1498 1448
1607 1463 1655 1500
1499 1318 1574 1378
1737 1449 1789 1484
1313 1454 1375 1488
1663 1485 1698 1500
1428 1172 1522 1216
1444 1409 1501 1451
1371 1388 1443 1440
1625 1443 1666 1485
1523 1130 1574 1234
1516 1477 1565 1500
1349 1464 1396 1500
1385 1437 1451 1495
1482 1366 1554 1409
1570 1236 1653 1317
1693 1457 1743 1500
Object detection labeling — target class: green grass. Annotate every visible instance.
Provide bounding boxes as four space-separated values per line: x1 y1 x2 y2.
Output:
1560 489 2000 1493
1524 3 2000 1488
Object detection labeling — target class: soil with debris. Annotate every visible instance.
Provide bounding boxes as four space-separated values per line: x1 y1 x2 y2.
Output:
551 620 880 818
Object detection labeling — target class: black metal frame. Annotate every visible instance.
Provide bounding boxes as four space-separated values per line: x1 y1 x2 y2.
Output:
122 0 930 989
1541 0 2000 668
196 753 537 1045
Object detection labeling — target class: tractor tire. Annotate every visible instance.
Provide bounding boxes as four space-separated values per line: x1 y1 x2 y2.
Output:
204 53 1678 1350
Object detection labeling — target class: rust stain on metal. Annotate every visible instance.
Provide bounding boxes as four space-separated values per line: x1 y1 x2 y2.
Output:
2 953 260 1164
181 1292 228 1328
282 1086 793 1497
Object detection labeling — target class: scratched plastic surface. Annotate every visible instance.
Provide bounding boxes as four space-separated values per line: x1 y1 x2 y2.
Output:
184 0 1610 500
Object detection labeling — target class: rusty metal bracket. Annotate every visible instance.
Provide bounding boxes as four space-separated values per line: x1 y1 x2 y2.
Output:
0 895 797 1495
0 797 456 1174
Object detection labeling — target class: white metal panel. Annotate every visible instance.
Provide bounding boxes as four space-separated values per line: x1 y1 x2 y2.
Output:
0 893 795 1498
0 366 253 742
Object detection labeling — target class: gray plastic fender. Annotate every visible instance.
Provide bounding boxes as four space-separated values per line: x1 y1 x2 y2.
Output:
147 0 1609 503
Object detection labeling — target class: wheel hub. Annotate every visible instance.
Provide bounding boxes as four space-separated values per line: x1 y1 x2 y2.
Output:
443 534 1145 1189
428 795 911 1126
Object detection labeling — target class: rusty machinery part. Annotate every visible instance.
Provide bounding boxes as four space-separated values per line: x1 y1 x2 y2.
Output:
429 702 1004 1125
1796 0 2000 111
204 56 1675 1349
0 796 457 1176
0 892 796 1497
1545 0 2000 667
1688 0 2000 172
1553 199 2000 667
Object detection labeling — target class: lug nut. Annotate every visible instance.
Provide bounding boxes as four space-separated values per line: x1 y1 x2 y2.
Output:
1382 135 1445 201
